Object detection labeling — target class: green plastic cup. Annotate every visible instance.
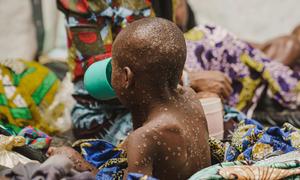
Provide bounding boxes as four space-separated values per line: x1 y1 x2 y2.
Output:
84 58 116 100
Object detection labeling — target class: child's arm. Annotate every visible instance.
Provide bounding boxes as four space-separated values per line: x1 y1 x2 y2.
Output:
125 128 158 177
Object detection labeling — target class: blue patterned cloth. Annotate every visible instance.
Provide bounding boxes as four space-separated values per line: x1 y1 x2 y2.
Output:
224 105 247 122
221 108 300 162
127 173 158 180
74 139 126 179
74 139 159 180
225 119 299 161
210 107 300 162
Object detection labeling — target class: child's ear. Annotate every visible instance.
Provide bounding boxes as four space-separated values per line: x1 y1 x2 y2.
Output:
123 67 134 89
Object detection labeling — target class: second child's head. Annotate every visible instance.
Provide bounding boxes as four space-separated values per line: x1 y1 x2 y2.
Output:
111 17 186 107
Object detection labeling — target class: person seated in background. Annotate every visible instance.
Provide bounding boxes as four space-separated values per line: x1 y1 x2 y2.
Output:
112 17 211 179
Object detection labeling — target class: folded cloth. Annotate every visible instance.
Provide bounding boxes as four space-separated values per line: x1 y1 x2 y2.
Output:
18 126 52 152
189 153 300 180
74 139 158 180
0 135 37 168
71 92 132 145
0 59 61 134
0 122 21 136
32 155 95 180
127 173 158 180
255 150 300 166
225 119 300 161
0 126 47 162
209 106 300 162
0 155 95 180
73 139 127 179
189 161 250 180
223 106 248 122
219 165 300 180
0 162 40 180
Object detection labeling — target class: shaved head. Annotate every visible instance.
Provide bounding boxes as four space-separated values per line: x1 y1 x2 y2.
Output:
112 17 186 89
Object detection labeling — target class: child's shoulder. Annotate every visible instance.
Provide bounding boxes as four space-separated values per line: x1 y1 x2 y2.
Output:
131 115 183 142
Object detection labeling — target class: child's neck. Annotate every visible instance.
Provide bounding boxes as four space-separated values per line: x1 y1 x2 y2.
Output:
130 88 181 130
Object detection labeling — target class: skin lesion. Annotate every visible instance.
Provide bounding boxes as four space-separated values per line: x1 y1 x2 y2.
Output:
125 118 186 176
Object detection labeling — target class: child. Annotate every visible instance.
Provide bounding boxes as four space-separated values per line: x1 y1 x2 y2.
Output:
111 17 211 179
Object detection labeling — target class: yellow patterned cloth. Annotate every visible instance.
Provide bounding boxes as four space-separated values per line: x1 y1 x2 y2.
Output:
0 59 61 134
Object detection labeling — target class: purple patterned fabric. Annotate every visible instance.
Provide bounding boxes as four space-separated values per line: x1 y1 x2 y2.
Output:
185 24 300 114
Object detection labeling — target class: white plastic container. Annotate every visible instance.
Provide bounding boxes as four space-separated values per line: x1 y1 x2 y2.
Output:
199 97 224 140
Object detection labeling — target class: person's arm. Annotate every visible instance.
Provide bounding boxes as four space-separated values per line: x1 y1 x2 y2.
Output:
260 35 300 67
125 129 157 178
47 146 98 175
188 71 233 100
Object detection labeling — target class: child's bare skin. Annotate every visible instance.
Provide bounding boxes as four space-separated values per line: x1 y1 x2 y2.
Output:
112 17 211 179
47 146 98 175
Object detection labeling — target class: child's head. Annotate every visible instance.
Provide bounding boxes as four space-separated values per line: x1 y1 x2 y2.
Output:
111 17 186 106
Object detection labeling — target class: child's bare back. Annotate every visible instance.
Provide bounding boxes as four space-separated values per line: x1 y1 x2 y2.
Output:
125 88 211 179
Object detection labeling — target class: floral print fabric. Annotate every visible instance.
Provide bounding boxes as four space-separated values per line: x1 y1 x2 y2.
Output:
185 24 300 114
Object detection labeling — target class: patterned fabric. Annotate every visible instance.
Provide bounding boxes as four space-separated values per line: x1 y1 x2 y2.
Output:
209 137 226 163
71 82 132 144
18 126 52 151
0 59 60 134
226 119 300 161
185 24 300 114
74 139 160 180
0 122 21 136
57 0 156 144
223 105 247 122
73 139 127 179
209 107 300 162
189 154 300 180
57 0 154 81
219 165 300 180
255 150 300 166
189 161 250 180
127 173 158 180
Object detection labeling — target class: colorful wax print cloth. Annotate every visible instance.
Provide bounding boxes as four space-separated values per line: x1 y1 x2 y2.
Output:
226 119 300 162
208 106 300 163
189 151 300 180
0 123 21 136
57 0 155 81
0 59 60 134
74 139 158 180
189 161 250 180
209 118 300 162
57 0 155 144
18 126 52 152
73 139 127 179
185 24 300 115
127 173 158 180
